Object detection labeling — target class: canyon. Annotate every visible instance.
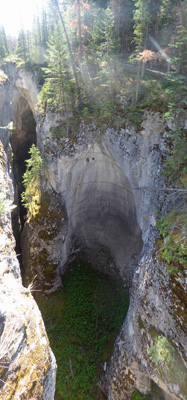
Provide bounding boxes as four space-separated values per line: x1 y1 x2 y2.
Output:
0 63 186 399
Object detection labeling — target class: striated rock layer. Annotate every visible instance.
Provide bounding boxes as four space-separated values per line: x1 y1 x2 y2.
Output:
45 141 143 284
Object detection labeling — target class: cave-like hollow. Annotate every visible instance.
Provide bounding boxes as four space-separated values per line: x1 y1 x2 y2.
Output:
11 96 36 265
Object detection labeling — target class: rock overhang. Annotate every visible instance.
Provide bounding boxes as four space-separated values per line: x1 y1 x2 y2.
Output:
47 142 143 284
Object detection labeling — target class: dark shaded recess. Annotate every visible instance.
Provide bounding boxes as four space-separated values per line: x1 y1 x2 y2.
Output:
0 313 5 338
11 98 36 268
151 381 173 400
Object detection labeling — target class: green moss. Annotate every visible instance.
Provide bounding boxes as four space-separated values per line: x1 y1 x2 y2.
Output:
157 203 187 276
37 261 129 400
130 390 151 400
147 336 175 370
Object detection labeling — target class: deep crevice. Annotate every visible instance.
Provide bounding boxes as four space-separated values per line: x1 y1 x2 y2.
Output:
10 97 36 269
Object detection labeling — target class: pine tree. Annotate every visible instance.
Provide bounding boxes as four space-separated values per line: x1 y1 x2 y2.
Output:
16 29 29 64
109 0 134 54
164 0 187 116
52 0 81 103
0 26 9 62
41 8 49 47
163 1 187 185
38 22 77 112
170 0 187 76
22 144 43 221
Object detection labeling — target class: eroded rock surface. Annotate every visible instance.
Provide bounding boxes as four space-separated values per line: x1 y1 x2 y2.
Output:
36 108 186 399
0 70 56 400
107 228 187 400
21 189 66 293
44 142 143 284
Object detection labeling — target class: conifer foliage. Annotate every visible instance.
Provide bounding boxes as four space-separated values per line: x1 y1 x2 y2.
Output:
21 144 43 221
0 0 186 182
0 25 9 62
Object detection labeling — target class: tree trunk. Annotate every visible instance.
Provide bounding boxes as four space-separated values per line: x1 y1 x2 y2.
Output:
53 0 81 103
135 60 141 104
77 0 83 60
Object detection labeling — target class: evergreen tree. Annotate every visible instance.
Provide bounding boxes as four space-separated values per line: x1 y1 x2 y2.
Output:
164 0 187 117
133 0 151 54
170 0 187 76
0 26 9 62
41 8 49 47
52 0 81 103
38 22 77 112
109 0 134 54
89 6 120 63
162 1 187 185
16 29 29 64
22 144 43 221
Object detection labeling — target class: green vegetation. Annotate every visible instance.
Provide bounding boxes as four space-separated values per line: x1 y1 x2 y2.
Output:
0 191 7 219
0 25 9 62
157 204 187 276
147 336 175 371
0 1 186 130
162 127 187 185
130 389 148 400
21 144 44 221
37 261 129 400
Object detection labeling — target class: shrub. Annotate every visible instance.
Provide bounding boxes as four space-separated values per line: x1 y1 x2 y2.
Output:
21 144 43 221
157 205 187 276
130 390 147 400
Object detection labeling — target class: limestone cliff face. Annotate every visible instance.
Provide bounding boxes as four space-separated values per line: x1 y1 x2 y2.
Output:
34 108 186 400
44 141 143 283
33 110 165 290
0 68 56 399
107 230 187 400
105 115 187 400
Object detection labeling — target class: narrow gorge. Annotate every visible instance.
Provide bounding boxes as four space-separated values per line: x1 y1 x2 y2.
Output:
0 62 186 400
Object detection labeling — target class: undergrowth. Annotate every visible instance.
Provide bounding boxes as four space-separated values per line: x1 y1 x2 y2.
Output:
157 203 187 276
123 75 169 128
37 261 129 400
130 390 150 400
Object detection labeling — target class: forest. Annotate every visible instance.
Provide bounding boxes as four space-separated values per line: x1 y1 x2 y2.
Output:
0 0 186 117
1 1 186 159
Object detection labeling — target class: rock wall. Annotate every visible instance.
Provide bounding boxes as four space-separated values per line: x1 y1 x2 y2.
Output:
44 141 143 284
107 228 187 400
0 69 56 399
104 116 187 400
35 108 186 400
33 110 165 290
